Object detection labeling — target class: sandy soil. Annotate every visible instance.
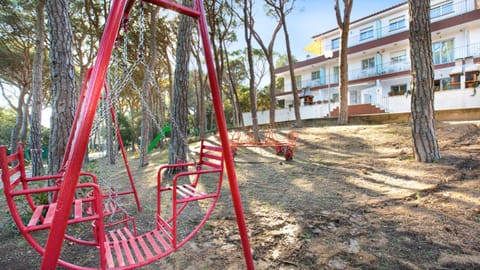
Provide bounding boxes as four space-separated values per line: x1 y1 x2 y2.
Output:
1 120 479 269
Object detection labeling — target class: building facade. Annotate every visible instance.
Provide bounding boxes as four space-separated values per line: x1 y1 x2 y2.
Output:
243 0 480 125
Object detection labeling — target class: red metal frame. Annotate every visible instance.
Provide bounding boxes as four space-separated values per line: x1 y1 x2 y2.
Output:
230 130 298 161
60 67 142 212
0 143 107 269
40 1 128 268
103 80 142 212
156 141 224 248
38 0 254 269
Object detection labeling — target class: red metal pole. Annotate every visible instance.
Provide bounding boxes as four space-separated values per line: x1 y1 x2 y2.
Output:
60 67 93 172
197 0 255 268
40 0 128 269
143 0 201 17
104 82 142 212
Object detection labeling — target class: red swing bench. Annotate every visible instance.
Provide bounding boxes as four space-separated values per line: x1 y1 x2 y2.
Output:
0 0 254 268
0 140 224 269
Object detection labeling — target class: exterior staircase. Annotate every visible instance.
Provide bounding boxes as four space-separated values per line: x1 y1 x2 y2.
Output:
329 104 386 117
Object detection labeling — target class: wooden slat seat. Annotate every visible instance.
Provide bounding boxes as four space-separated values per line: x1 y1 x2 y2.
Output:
26 199 96 231
160 182 221 203
104 227 174 269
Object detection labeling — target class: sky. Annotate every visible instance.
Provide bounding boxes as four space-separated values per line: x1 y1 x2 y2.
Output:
0 0 407 127
251 0 407 60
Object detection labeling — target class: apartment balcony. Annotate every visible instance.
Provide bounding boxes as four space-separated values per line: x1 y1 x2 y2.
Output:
285 42 480 93
351 61 411 81
321 0 476 53
294 59 410 90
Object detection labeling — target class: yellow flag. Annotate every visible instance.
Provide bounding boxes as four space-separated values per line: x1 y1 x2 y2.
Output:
304 39 323 56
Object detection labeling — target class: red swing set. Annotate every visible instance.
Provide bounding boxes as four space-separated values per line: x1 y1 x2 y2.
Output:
0 0 254 269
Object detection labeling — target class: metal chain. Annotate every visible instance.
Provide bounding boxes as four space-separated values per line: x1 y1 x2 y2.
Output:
132 3 196 164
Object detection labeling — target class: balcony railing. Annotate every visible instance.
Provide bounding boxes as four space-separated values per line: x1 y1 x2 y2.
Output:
321 0 475 53
289 42 480 92
295 59 411 89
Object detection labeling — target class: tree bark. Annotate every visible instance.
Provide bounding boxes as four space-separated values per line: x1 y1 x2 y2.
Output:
250 15 282 125
169 0 193 169
243 0 261 142
224 47 243 127
140 7 159 167
46 0 76 175
193 47 207 139
281 10 302 127
335 0 353 125
409 0 440 162
106 102 116 165
20 95 31 144
8 89 26 153
265 0 300 127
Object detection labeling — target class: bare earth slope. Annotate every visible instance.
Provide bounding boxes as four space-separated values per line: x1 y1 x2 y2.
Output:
1 121 479 269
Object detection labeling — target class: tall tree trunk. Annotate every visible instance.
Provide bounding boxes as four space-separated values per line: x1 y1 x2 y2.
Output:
251 18 282 125
169 0 193 169
46 0 76 175
106 102 116 165
8 88 26 152
265 0 300 127
128 99 137 152
224 43 243 127
20 95 31 143
335 0 353 125
280 8 302 127
140 7 159 167
193 49 207 139
243 0 260 141
409 0 440 162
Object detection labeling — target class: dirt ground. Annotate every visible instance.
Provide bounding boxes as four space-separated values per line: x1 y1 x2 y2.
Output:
1 120 480 269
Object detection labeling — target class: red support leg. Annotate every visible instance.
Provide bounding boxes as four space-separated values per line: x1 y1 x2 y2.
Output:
197 0 254 268
104 83 142 212
40 1 128 269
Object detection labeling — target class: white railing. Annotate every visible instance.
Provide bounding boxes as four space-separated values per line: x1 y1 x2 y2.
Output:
321 0 475 52
294 42 480 91
243 87 480 126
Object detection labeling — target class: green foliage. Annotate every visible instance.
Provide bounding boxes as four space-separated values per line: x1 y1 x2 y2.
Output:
117 112 134 147
257 86 272 111
41 126 50 146
0 0 36 85
238 85 251 112
0 107 15 146
237 85 272 113
276 77 285 92
275 53 298 69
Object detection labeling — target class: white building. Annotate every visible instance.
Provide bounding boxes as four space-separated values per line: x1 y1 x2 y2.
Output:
243 0 480 125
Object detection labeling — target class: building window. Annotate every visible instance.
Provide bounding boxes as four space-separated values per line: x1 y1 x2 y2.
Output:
389 84 407 96
333 66 339 83
331 38 340 50
432 39 454 65
311 71 321 81
434 77 451 91
390 50 407 63
361 57 375 70
360 26 374 41
430 1 454 19
295 75 302 90
389 16 406 32
465 71 479 88
449 73 461 89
